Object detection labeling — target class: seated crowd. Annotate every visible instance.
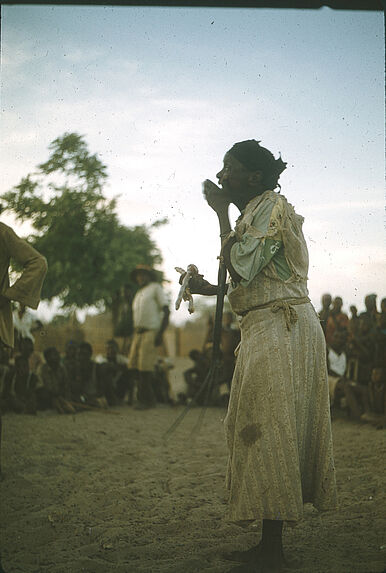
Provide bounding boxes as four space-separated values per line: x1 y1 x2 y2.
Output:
0 294 384 425
0 336 173 415
179 310 241 408
320 293 386 427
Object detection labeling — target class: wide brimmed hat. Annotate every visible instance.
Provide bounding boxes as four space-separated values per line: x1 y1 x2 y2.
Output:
130 264 156 281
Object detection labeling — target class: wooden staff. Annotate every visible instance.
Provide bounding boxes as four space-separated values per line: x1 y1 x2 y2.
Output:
164 255 227 439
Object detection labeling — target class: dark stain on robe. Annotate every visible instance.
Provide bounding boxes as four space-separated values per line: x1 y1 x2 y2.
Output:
239 423 262 446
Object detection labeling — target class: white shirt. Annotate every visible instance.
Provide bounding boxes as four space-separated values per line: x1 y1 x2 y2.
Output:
12 309 35 341
328 347 347 377
132 282 168 330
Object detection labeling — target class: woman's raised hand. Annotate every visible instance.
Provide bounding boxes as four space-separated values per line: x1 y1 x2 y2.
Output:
202 179 231 214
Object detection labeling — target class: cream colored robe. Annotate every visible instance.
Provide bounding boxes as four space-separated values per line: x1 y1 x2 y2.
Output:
0 222 47 348
224 191 337 523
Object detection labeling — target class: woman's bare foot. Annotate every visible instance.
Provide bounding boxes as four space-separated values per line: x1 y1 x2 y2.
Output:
222 543 261 563
224 542 287 572
226 554 285 573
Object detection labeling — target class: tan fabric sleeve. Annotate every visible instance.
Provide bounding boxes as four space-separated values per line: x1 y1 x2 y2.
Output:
1 224 48 309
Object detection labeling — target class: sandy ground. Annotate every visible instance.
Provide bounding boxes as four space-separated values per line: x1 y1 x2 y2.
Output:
1 360 385 573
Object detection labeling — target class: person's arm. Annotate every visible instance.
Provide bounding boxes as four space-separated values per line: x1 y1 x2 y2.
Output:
202 180 242 282
221 236 242 283
180 273 225 296
153 284 170 347
176 181 239 294
155 306 170 347
0 224 47 309
203 181 285 287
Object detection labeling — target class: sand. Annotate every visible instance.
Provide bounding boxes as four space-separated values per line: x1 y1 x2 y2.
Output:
1 372 385 573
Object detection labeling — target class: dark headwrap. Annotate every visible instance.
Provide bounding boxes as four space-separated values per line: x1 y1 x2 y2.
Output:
229 139 287 190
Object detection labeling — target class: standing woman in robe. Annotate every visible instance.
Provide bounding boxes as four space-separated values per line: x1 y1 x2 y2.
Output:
187 140 338 572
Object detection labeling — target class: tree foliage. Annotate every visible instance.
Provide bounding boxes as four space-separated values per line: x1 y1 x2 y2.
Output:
3 133 164 319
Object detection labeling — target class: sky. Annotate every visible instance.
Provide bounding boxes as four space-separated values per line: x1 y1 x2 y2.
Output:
0 4 384 325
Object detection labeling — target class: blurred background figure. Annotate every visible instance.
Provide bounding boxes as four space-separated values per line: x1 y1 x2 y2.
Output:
181 349 210 406
3 355 38 415
73 341 108 408
360 293 379 326
153 357 174 405
36 346 75 414
318 293 332 336
348 305 360 340
127 265 170 410
62 340 79 398
0 219 47 479
0 344 11 414
344 315 376 421
325 296 349 345
327 330 348 411
99 339 134 406
12 302 43 354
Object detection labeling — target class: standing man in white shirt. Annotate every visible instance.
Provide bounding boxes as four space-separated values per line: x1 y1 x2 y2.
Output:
128 265 170 409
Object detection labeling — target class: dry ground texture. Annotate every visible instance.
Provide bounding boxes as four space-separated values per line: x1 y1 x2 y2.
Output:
1 366 385 573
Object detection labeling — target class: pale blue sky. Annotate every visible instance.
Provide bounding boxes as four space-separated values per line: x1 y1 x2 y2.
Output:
1 5 384 323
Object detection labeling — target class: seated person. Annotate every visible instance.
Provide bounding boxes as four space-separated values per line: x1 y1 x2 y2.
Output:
153 357 174 405
0 343 11 414
61 340 79 392
348 305 360 340
36 346 75 414
74 342 108 408
18 337 43 380
344 316 375 421
359 293 380 327
361 367 386 427
325 296 349 346
98 339 134 406
3 355 38 415
182 348 211 406
377 297 386 329
327 330 348 409
374 299 386 369
12 302 43 352
318 293 332 336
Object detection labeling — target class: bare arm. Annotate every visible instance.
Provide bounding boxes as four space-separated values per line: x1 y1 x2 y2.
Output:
180 274 221 296
1 224 47 309
155 306 170 347
202 180 242 283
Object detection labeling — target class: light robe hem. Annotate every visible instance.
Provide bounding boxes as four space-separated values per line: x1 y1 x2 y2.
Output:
225 501 338 526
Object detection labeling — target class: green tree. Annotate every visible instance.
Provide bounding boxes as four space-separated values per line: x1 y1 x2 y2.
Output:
2 132 164 333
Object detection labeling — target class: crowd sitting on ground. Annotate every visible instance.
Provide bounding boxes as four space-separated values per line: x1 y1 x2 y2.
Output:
180 293 386 426
0 293 384 426
0 333 174 416
320 293 386 428
179 310 241 408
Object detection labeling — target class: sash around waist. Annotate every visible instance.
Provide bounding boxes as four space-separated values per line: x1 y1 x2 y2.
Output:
238 296 311 331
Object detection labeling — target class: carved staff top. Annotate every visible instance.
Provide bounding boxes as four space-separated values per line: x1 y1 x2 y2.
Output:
174 264 199 314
